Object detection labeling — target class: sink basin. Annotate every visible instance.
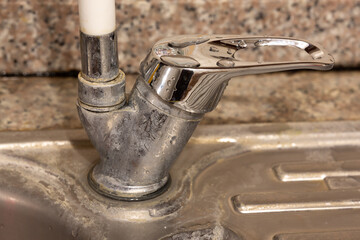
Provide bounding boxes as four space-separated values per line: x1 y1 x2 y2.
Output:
1 121 360 239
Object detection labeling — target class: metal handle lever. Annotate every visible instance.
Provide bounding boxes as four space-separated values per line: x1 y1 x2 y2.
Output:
140 35 334 113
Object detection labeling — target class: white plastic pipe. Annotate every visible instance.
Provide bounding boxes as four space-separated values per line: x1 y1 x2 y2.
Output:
78 0 116 36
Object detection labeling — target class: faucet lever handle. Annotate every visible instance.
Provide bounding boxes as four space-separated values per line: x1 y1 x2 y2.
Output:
154 35 334 71
140 35 334 113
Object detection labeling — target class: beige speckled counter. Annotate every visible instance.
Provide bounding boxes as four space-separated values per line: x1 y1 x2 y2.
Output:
1 71 359 131
0 0 359 75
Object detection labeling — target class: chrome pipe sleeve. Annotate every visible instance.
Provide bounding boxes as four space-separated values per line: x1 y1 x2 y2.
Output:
80 31 119 81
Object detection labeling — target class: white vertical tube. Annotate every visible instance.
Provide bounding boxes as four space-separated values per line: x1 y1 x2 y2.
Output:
78 0 116 36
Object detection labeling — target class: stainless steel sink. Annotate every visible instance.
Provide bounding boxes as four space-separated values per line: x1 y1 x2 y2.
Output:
1 121 360 239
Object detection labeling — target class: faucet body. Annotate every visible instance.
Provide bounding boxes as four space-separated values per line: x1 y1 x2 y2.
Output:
78 74 202 200
78 34 334 200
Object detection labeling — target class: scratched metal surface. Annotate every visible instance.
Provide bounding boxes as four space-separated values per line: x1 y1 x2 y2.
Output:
0 121 360 239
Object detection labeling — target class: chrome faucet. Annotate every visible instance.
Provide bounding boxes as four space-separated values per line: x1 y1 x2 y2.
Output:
77 33 334 200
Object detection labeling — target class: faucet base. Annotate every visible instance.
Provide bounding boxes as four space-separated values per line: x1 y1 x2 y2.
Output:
78 77 203 201
87 165 171 201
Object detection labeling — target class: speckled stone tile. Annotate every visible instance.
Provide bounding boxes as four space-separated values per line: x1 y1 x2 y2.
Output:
0 0 359 75
0 76 80 131
204 70 360 124
0 71 359 131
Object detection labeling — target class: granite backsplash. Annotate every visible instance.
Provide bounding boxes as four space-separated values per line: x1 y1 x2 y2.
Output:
0 0 359 75
0 0 359 131
1 71 359 131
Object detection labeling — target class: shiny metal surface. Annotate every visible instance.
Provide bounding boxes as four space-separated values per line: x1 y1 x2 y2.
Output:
80 31 119 81
1 121 360 239
141 35 335 113
78 34 333 199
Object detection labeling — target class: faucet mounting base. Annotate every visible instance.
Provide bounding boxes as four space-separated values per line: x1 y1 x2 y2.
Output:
87 165 172 201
